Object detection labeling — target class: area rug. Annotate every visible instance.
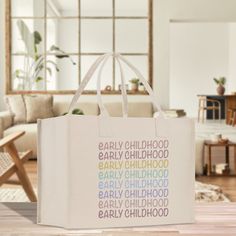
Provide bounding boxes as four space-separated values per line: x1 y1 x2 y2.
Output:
0 188 37 202
0 182 230 202
195 181 230 202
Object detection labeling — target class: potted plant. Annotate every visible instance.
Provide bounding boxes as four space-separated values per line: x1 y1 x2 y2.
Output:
13 20 76 90
63 108 84 116
213 77 226 95
129 78 139 92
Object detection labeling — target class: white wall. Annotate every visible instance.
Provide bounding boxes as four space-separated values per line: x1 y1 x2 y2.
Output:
155 0 236 109
170 23 229 117
228 23 236 92
0 0 5 111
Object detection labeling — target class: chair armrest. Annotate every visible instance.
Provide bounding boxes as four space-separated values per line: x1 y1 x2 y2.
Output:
0 111 13 138
0 131 25 148
206 99 220 105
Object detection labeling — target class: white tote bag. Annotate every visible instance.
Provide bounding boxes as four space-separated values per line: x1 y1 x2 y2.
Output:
38 53 195 229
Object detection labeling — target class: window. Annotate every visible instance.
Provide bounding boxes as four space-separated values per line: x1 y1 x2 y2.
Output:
6 0 153 94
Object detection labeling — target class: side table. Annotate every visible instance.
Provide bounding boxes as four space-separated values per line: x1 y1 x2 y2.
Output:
204 140 236 176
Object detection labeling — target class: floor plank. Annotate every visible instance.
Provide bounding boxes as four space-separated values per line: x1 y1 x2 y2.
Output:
0 203 235 235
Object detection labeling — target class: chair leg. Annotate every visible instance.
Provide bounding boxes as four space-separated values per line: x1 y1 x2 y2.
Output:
233 112 236 126
198 108 203 123
5 143 37 202
227 110 232 125
213 109 215 120
198 109 201 123
219 107 221 122
202 109 205 123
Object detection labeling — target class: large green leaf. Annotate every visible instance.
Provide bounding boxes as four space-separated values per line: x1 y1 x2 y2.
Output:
13 69 26 82
50 45 60 51
33 31 42 45
33 68 43 80
72 108 84 115
16 20 35 57
46 67 52 76
49 45 76 65
33 56 44 71
36 76 44 82
46 60 60 72
63 108 84 116
14 69 25 77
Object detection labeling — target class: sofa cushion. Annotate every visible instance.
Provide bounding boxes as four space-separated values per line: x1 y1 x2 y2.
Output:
0 111 13 130
5 95 26 124
53 101 99 116
4 124 37 158
104 102 153 117
24 95 54 123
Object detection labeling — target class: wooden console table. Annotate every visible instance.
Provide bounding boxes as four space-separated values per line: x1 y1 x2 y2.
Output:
197 94 236 121
204 140 236 176
0 203 236 235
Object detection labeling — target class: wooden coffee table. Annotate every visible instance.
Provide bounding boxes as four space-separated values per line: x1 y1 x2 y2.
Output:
0 203 236 235
204 140 236 176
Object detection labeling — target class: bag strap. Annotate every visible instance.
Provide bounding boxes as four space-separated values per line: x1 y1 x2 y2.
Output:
68 53 128 117
68 53 164 117
116 56 128 117
117 54 164 116
68 53 109 114
97 54 128 117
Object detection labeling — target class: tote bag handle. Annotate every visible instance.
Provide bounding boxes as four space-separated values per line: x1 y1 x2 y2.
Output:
68 53 108 114
68 53 164 117
68 53 128 117
96 54 128 117
116 54 164 116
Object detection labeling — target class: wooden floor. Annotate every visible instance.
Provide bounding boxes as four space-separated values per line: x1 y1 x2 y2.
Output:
3 160 236 202
0 202 236 235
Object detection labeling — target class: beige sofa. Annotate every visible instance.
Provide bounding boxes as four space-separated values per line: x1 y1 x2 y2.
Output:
0 97 206 175
0 100 154 158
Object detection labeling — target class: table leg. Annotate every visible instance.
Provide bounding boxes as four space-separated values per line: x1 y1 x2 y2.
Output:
234 147 236 174
208 146 211 176
226 146 229 165
226 109 231 124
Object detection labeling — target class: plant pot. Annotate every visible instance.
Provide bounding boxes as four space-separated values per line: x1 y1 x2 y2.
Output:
217 85 225 96
130 83 139 92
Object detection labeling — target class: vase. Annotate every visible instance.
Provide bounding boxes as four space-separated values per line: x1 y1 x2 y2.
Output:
131 83 139 92
217 85 225 96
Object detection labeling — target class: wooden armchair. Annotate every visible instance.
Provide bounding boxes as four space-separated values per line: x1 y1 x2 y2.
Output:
0 131 37 202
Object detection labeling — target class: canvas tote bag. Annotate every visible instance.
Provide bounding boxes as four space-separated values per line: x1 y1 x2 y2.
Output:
38 53 195 229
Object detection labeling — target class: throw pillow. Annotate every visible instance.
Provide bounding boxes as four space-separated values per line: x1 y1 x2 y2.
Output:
4 95 26 124
24 95 54 123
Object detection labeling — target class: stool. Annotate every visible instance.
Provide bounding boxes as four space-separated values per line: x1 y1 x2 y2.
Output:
227 108 236 126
